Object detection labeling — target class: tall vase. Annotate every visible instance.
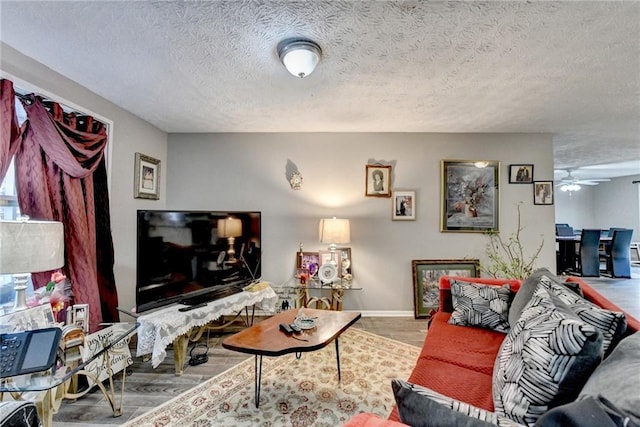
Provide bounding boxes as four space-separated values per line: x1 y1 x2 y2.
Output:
464 204 478 218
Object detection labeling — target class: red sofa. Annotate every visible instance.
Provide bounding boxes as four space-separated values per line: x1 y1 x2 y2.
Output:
344 275 640 426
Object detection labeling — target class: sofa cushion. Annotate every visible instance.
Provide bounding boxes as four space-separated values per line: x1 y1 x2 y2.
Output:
493 284 603 426
539 275 626 353
448 280 511 333
508 267 564 327
391 379 526 427
533 395 639 427
578 331 640 425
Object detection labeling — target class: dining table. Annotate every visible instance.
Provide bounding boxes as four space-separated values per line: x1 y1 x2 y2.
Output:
556 235 612 275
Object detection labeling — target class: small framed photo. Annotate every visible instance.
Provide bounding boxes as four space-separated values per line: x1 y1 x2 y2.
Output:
534 181 554 205
411 259 480 319
72 304 90 332
365 164 392 197
336 247 352 280
134 152 160 200
297 252 320 277
509 164 534 183
392 190 416 220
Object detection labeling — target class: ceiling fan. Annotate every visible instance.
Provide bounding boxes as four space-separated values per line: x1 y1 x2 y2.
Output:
554 169 610 191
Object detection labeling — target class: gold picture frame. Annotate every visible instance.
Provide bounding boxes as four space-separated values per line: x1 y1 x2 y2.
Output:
134 152 160 200
441 160 500 232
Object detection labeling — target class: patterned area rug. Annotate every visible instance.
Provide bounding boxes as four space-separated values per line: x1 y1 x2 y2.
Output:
123 328 421 427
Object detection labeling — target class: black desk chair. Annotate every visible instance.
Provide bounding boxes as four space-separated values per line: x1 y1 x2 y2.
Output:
601 229 634 278
573 229 601 277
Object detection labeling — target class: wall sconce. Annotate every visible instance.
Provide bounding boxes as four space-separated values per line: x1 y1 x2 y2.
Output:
0 218 64 311
217 218 242 262
318 217 351 252
277 38 322 78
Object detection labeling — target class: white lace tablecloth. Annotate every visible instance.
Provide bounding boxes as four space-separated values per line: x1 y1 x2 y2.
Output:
136 286 278 367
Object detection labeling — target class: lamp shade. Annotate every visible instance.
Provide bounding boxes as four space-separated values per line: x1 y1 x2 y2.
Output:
318 218 351 247
217 218 242 238
278 39 322 78
0 220 64 274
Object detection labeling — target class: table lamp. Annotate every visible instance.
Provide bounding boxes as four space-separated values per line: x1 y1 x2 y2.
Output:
318 217 351 252
217 218 242 262
0 218 64 311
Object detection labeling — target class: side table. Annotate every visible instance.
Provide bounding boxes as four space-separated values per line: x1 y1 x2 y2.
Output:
281 277 362 311
0 322 137 427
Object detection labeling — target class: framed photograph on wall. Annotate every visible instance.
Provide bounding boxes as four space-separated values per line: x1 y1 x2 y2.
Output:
365 164 392 197
134 153 161 200
392 190 416 220
533 181 554 205
411 259 480 319
296 252 320 277
441 159 500 233
509 164 534 183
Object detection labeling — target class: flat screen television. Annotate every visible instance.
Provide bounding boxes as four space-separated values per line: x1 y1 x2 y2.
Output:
136 210 261 313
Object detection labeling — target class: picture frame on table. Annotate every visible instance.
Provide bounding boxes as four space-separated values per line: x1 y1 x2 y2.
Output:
297 252 320 278
134 152 161 200
411 259 480 319
335 247 353 280
71 304 90 333
533 181 554 205
365 164 392 197
392 190 416 220
509 164 534 183
441 159 500 233
0 304 55 332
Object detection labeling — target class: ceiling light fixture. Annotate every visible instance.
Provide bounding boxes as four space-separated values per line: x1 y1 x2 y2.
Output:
277 38 322 78
560 184 581 192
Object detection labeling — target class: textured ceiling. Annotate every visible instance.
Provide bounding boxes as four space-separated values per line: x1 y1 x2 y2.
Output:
1 1 639 180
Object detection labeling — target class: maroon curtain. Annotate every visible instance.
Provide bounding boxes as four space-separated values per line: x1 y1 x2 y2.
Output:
0 79 26 179
14 94 119 326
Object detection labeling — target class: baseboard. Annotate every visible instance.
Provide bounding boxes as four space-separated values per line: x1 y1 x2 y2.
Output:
253 309 415 317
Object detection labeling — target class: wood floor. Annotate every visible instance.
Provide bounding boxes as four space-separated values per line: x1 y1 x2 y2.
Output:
51 269 639 426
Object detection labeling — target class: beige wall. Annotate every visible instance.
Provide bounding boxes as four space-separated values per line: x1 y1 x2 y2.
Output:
167 133 557 313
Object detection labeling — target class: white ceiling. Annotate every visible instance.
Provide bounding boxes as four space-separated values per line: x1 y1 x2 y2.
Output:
1 1 639 181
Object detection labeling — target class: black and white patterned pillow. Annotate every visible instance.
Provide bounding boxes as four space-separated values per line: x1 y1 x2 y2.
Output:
493 284 603 426
391 379 526 427
539 275 626 352
448 280 511 333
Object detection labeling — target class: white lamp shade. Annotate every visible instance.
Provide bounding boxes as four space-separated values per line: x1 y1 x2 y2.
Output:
0 220 64 274
217 218 242 238
278 39 322 78
318 218 351 245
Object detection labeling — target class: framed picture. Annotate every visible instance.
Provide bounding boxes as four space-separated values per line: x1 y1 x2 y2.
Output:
297 251 320 277
441 160 500 232
72 303 90 332
0 304 56 332
365 164 392 197
411 259 480 319
392 190 416 220
509 164 534 183
134 153 160 200
533 181 554 205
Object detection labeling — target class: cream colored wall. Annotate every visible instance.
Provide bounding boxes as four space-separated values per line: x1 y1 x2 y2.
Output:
1 43 168 315
167 133 556 313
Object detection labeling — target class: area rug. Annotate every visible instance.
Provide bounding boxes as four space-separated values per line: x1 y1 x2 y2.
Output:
123 328 421 427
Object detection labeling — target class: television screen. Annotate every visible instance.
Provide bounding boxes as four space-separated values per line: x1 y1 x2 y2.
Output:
136 210 261 313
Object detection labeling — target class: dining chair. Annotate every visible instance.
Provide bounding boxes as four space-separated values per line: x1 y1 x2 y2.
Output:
556 225 574 237
574 229 601 277
601 229 634 278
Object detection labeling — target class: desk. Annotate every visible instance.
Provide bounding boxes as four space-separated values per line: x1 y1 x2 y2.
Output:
136 285 277 374
0 322 137 427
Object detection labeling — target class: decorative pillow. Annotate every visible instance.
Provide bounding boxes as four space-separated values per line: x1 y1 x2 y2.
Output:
508 267 557 327
448 280 511 333
539 275 626 353
493 284 603 426
391 379 526 427
533 395 639 427
578 331 640 425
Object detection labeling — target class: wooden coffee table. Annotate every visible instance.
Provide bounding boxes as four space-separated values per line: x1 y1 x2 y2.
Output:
222 308 361 408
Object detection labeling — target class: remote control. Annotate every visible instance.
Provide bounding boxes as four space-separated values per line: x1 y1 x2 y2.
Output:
289 323 301 333
279 323 293 334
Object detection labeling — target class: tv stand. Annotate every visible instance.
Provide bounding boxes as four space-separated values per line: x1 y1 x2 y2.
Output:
178 283 243 307
136 283 278 375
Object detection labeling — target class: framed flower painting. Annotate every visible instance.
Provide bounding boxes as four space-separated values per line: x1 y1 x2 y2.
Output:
440 160 500 232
